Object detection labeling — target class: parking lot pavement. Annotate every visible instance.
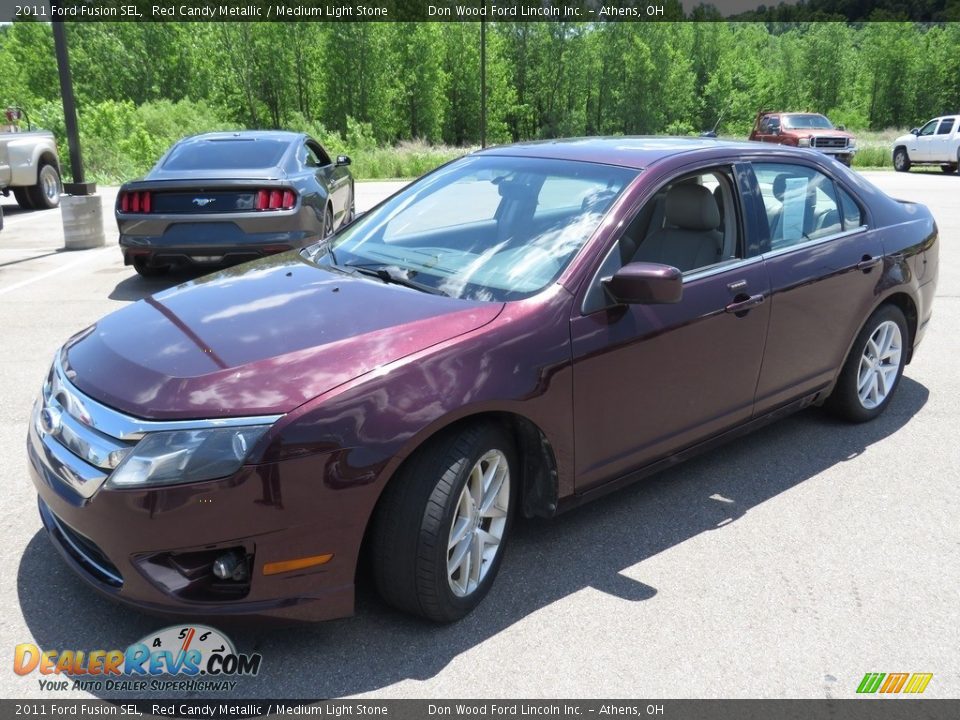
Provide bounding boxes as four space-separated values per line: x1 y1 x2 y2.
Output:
1 173 958 700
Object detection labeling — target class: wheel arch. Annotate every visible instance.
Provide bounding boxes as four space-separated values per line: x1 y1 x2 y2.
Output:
880 291 918 364
355 410 560 584
38 150 60 173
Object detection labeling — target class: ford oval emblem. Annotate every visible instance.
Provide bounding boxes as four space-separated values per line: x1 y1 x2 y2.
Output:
39 406 62 435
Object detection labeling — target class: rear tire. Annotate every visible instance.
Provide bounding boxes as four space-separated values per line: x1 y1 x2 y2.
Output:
26 162 62 209
133 256 171 278
14 187 35 210
893 147 911 172
370 423 517 623
826 304 908 423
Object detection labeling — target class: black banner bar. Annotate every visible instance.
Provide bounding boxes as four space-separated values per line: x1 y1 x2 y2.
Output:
3 0 960 23
2 700 959 720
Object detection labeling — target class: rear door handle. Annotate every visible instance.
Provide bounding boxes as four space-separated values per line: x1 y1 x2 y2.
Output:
856 255 882 272
725 294 765 315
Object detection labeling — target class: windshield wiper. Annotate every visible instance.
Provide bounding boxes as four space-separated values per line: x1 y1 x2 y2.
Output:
344 263 446 296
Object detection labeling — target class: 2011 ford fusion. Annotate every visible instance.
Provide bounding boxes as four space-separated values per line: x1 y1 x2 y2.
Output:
29 138 938 624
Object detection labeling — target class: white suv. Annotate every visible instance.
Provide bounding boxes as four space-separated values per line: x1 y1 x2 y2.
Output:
892 115 960 173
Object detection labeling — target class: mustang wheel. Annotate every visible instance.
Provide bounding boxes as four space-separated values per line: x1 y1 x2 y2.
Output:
322 205 334 238
371 423 516 623
827 304 908 422
893 147 911 172
27 162 62 210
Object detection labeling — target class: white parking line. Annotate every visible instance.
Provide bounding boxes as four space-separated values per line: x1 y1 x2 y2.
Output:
1 209 57 226
0 245 114 297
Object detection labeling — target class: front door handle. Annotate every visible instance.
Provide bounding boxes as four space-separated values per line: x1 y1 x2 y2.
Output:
725 293 765 315
856 255 882 272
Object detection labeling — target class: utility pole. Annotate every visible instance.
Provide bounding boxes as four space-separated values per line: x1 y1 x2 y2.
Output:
480 17 487 148
50 5 104 250
50 11 92 193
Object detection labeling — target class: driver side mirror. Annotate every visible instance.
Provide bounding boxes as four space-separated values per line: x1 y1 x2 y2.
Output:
336 155 352 167
837 124 846 131
602 262 683 305
910 128 920 135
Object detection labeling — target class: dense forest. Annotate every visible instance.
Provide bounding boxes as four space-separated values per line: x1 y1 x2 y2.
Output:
2 19 959 180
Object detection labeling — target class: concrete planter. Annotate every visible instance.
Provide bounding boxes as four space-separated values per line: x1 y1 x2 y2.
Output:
61 194 105 250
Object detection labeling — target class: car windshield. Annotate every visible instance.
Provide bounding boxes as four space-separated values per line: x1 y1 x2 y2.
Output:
310 155 637 302
163 139 289 170
782 114 834 130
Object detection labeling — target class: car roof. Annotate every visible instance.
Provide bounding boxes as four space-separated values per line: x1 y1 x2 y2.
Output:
473 136 773 170
181 130 305 144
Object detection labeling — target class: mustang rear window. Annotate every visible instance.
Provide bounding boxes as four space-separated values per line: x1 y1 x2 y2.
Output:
163 139 289 170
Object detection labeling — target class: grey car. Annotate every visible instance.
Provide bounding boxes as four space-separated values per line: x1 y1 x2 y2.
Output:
116 130 354 277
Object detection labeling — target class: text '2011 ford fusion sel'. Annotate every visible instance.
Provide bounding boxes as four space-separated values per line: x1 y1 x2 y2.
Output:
29 138 938 623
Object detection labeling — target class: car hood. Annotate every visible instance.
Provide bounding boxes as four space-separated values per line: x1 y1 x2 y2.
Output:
893 133 915 144
65 255 504 420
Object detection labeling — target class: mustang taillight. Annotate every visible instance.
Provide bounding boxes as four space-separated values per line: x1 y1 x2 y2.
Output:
255 188 296 211
120 191 152 214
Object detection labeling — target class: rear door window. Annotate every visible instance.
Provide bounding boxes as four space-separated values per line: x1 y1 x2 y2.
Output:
753 163 843 251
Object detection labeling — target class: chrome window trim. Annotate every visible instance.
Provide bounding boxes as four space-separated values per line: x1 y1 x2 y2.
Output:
682 255 765 283
761 225 868 261
53 354 282 442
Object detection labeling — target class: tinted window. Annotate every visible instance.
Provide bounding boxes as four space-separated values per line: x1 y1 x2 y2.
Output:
838 186 862 230
918 120 938 136
753 163 842 250
936 118 955 135
314 156 637 302
163 139 289 170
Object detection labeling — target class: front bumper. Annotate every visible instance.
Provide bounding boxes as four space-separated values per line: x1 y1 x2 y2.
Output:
27 398 369 622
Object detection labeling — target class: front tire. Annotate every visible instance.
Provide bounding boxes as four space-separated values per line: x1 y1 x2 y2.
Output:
893 147 911 172
826 304 908 423
26 162 62 209
370 423 517 623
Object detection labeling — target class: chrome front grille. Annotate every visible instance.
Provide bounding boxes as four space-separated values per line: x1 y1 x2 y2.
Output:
812 136 848 149
33 358 137 498
32 351 284 499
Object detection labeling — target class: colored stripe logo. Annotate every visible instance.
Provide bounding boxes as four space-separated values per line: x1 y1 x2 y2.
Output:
857 672 932 694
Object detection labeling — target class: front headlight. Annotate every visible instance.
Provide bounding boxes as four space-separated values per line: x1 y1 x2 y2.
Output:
106 425 271 489
798 137 811 147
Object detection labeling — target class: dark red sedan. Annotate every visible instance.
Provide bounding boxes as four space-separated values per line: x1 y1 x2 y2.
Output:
29 138 938 624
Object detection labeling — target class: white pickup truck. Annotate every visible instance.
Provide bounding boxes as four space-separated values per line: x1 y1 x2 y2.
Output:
1 121 63 212
892 115 960 173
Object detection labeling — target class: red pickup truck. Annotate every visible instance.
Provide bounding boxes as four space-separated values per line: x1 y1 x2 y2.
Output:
749 111 857 166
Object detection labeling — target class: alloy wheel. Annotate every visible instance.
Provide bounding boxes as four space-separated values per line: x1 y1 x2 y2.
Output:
857 320 902 410
447 449 510 597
